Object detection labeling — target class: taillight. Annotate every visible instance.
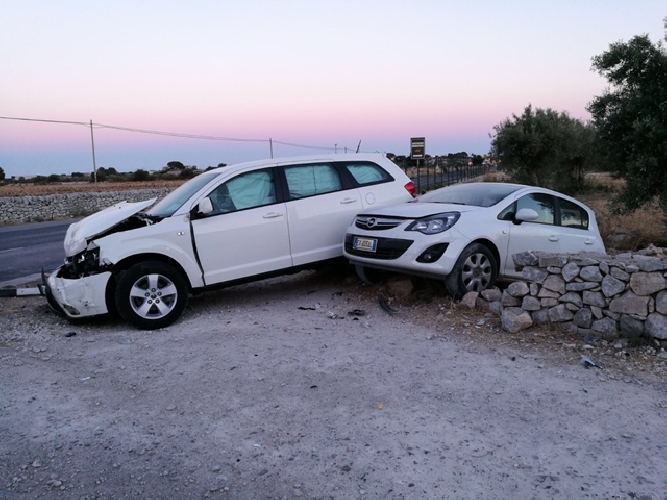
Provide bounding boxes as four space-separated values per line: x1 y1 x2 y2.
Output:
404 181 416 198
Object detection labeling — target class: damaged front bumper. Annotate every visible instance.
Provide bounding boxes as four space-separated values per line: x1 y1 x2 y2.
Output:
43 266 111 319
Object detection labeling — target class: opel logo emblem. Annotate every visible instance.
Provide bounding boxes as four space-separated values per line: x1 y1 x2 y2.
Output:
366 217 376 228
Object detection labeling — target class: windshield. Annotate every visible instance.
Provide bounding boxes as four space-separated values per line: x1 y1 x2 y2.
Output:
146 173 218 217
418 183 522 208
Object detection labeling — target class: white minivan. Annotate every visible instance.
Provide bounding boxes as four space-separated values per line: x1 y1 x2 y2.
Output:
45 154 415 329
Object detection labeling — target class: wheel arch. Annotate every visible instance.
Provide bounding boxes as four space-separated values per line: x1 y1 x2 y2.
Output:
468 238 501 271
112 253 193 289
105 253 193 315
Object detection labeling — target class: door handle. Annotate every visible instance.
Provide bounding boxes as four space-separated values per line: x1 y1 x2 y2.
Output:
263 212 283 219
548 235 560 242
340 197 358 205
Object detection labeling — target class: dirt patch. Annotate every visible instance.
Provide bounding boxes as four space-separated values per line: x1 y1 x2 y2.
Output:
1 268 666 497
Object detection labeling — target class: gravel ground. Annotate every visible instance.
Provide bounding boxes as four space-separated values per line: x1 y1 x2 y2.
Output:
1 267 666 498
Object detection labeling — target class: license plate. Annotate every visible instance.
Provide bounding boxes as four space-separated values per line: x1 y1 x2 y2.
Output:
353 237 378 253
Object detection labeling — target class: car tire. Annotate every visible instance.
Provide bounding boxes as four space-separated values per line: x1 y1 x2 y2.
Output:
114 261 188 330
444 243 497 299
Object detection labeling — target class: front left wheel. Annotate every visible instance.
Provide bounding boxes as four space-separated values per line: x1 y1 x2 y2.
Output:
444 243 497 299
115 261 188 330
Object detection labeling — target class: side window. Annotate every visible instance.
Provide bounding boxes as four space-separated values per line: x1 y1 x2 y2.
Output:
284 163 342 200
559 198 589 229
345 162 391 186
516 193 555 225
208 169 275 215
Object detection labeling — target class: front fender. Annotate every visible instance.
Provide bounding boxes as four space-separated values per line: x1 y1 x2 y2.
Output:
93 219 204 288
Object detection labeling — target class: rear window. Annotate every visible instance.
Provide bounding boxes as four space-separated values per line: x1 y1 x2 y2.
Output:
344 162 392 186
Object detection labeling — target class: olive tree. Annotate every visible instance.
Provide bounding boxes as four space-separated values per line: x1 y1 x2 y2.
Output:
587 34 667 214
490 105 597 193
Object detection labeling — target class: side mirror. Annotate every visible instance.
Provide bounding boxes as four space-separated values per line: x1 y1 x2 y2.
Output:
191 197 214 218
514 208 539 225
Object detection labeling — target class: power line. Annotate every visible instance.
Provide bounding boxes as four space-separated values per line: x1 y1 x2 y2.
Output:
0 116 88 127
0 115 364 154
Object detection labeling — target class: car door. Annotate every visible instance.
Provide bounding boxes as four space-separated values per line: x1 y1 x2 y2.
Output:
191 168 291 285
501 192 561 279
281 162 363 266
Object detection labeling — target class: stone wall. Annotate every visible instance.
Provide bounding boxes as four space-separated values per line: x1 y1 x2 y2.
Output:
0 189 172 225
473 249 667 343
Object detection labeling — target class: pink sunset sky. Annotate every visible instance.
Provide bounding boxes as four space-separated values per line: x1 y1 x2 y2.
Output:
1 0 665 178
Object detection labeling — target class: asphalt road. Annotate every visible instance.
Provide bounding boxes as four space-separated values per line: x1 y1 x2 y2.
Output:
0 220 73 287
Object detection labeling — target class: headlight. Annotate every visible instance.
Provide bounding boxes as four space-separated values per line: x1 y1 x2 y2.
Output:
406 212 460 235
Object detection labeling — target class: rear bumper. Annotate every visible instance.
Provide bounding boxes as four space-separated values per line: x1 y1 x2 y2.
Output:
43 266 111 319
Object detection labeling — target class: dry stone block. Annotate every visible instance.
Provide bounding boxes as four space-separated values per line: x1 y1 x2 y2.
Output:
592 317 618 336
488 301 504 316
548 304 574 322
501 307 533 333
521 295 541 311
646 313 667 339
561 262 580 282
609 266 630 281
566 282 599 292
460 291 478 309
480 287 502 303
619 315 644 338
632 256 666 272
513 251 539 267
539 255 568 268
656 291 667 315
583 290 607 308
501 290 522 307
543 275 565 294
559 292 583 308
538 287 560 298
507 281 530 297
609 291 649 317
531 308 550 324
580 266 603 282
540 298 559 308
573 308 593 328
522 266 548 283
629 272 666 296
601 275 626 297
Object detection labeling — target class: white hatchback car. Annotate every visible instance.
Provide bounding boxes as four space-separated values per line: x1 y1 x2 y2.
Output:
344 182 605 297
45 153 415 329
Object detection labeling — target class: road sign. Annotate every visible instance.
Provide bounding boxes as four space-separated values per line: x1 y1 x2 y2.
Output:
410 137 425 160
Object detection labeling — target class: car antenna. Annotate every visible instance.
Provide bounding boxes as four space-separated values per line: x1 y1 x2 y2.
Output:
355 140 361 153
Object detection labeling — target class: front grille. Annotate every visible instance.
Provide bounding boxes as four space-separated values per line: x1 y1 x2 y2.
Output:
354 216 405 231
345 234 413 260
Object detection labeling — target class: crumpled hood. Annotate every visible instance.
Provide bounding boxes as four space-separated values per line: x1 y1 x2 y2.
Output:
64 199 156 256
358 201 483 218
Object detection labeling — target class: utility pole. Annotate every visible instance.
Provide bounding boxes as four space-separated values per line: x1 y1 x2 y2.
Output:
89 120 97 183
269 138 273 159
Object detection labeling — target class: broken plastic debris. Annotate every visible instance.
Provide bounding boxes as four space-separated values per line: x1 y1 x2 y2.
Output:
580 356 603 369
378 294 399 315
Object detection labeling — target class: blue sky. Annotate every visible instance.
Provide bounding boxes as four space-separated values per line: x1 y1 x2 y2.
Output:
1 1 665 178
